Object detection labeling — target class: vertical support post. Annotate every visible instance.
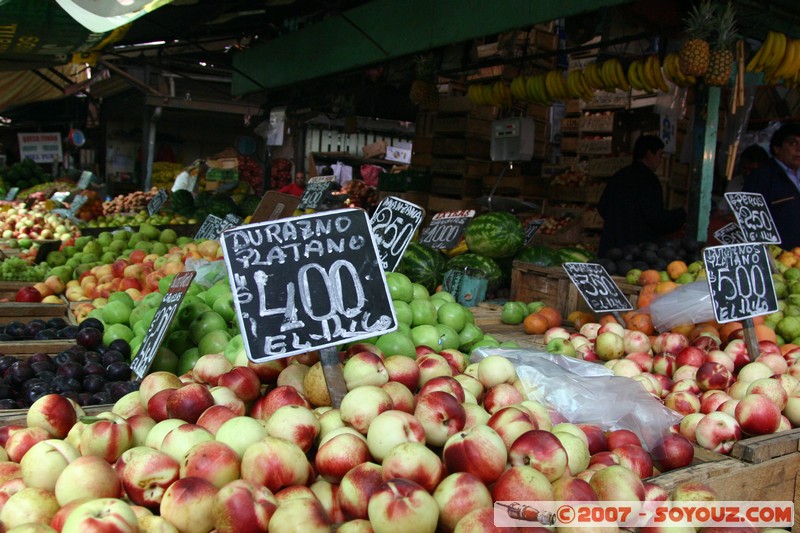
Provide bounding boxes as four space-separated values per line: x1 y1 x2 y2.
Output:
687 84 720 242
141 105 162 191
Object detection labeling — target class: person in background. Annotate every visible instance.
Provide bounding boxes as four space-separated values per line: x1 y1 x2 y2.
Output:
278 171 306 197
743 122 800 249
725 144 770 195
598 135 687 256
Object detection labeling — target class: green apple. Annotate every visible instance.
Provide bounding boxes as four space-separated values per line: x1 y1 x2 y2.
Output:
202 281 232 307
159 229 178 244
114 230 132 242
411 283 430 300
198 330 232 356
108 291 135 309
392 300 413 326
437 302 468 332
149 347 179 374
142 292 164 308
435 323 460 350
159 274 177 294
103 323 134 346
97 233 113 248
178 301 211 330
430 290 456 303
224 335 246 363
189 311 227 344
384 272 413 303
129 335 144 358
458 323 484 352
139 223 160 240
151 242 168 256
101 300 132 326
410 324 442 350
177 237 193 247
375 331 416 358
178 348 202 375
212 293 236 324
167 329 194 356
409 299 438 327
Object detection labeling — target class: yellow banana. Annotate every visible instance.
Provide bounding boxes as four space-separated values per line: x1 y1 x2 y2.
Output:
468 84 482 105
662 55 675 85
544 71 558 101
746 32 769 72
765 32 786 73
597 60 611 89
535 74 550 104
510 77 524 100
627 60 643 90
641 56 656 92
557 70 570 99
583 63 599 89
754 31 776 73
482 84 494 106
774 39 799 80
526 75 541 103
587 62 605 90
577 70 594 101
652 56 669 92
638 60 653 92
611 59 628 91
566 70 581 98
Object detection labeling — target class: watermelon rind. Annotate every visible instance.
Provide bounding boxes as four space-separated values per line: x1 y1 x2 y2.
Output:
514 246 560 267
445 253 503 289
397 242 447 292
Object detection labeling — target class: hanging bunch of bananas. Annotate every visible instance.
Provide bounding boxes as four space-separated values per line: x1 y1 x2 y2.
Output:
662 52 698 87
591 58 630 92
565 69 595 102
627 55 670 93
510 74 549 105
746 31 800 87
466 80 512 107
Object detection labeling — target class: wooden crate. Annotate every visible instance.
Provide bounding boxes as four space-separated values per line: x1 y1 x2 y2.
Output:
426 195 480 215
433 116 491 137
510 262 640 317
0 301 71 323
468 302 548 348
430 176 483 198
430 158 490 177
0 404 113 424
0 340 76 358
0 281 28 301
432 137 490 158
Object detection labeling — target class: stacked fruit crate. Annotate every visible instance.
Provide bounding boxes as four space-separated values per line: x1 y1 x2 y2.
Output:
427 96 496 213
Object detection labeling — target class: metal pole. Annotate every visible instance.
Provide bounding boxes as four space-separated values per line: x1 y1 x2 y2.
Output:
688 84 720 242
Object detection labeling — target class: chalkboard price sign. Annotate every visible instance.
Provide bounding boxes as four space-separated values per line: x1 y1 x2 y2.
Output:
524 218 545 244
297 176 335 211
131 270 196 379
147 189 168 216
714 222 745 245
369 196 425 271
703 243 778 324
418 210 476 250
4 188 18 201
724 192 781 244
69 194 88 215
220 208 397 362
195 213 243 241
562 262 633 313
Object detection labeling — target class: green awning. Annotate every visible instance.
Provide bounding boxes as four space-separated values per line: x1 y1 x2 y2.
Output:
232 0 631 95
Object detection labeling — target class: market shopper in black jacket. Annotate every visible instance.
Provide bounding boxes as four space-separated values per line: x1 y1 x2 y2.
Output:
598 135 686 256
742 123 800 250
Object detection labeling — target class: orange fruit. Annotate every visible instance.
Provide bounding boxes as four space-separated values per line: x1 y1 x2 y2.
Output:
622 310 638 325
523 313 549 335
755 324 777 344
655 281 679 295
780 343 799 355
636 284 658 309
629 313 654 335
666 261 688 281
571 312 596 329
537 306 562 328
670 323 695 336
638 269 661 286
688 324 719 342
599 314 619 325
718 321 743 343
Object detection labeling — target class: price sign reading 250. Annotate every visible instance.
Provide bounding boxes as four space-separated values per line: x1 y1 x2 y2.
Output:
220 209 397 363
703 243 779 323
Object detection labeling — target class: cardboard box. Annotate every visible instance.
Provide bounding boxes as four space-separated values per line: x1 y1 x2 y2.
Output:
363 140 387 159
385 146 412 164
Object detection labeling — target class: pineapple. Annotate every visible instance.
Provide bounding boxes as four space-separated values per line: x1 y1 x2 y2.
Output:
705 2 739 86
409 54 439 110
679 0 716 78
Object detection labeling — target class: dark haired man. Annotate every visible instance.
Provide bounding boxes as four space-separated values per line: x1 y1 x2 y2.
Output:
743 123 800 249
598 135 686 256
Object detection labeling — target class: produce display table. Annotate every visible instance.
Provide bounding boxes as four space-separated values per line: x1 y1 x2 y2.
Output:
79 223 199 238
510 261 640 317
469 302 547 348
0 301 71 324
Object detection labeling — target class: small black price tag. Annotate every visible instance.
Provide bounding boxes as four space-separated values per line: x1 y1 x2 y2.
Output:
524 219 545 245
34 240 62 264
4 188 19 201
703 243 779 324
195 213 243 241
131 270 196 379
224 214 243 227
220 208 397 362
418 209 475 250
562 262 632 313
724 192 781 244
369 196 425 271
714 222 746 245
147 189 168 216
297 176 335 211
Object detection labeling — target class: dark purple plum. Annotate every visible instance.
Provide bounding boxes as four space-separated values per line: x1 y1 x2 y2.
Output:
56 362 85 381
31 361 56 374
28 353 53 365
0 334 13 341
5 322 27 339
46 318 67 330
25 322 46 337
57 325 79 340
77 392 91 406
83 352 102 365
109 380 137 401
83 362 105 376
105 362 132 382
53 352 72 366
60 390 80 403
26 385 50 405
78 318 104 332
95 345 108 355
76 327 103 350
5 362 35 387
0 356 18 375
0 399 17 409
82 374 106 394
87 391 111 405
36 371 55 383
0 382 12 400
51 375 82 394
101 350 125 366
34 329 58 341
67 345 87 357
109 339 131 359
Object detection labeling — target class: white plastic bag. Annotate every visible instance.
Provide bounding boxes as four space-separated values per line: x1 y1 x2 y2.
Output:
471 348 682 451
183 258 228 288
647 280 716 333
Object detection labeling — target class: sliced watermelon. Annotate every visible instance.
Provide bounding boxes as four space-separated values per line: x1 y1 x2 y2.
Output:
515 246 560 267
464 212 525 259
556 247 595 264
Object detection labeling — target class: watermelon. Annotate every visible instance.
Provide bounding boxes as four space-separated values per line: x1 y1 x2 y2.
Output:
396 242 447 292
464 212 525 259
556 247 594 264
515 246 560 267
445 253 503 289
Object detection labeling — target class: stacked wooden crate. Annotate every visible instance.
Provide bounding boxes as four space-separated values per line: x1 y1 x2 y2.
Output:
428 96 495 213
